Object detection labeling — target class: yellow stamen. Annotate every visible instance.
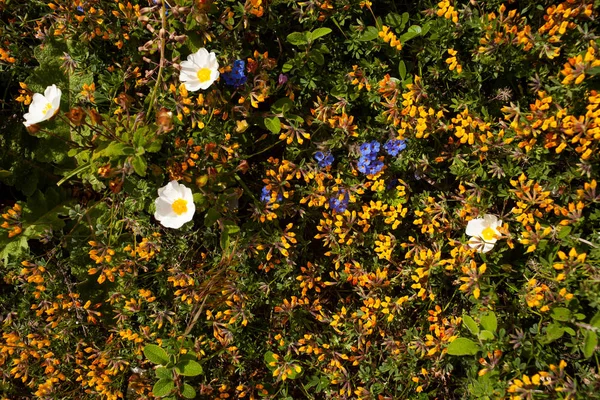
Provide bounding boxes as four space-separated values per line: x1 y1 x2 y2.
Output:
42 102 53 114
197 68 211 83
481 227 496 242
171 199 188 215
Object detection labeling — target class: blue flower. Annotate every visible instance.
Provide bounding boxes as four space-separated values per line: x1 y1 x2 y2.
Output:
222 60 247 88
357 141 384 175
76 5 84 12
359 141 380 157
260 186 282 203
315 151 334 168
329 189 349 213
384 139 407 156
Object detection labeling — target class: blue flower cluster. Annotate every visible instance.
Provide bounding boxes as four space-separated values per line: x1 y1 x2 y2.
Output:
357 141 384 175
260 186 282 203
314 151 334 168
384 139 407 156
222 60 247 88
329 189 349 213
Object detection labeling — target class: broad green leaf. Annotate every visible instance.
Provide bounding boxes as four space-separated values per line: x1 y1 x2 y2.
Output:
308 50 325 65
132 155 147 177
463 315 480 335
175 359 203 377
265 117 281 134
287 32 308 46
286 363 302 379
557 226 572 239
204 208 220 227
153 379 175 397
359 26 379 41
583 331 597 358
478 330 495 341
551 307 571 322
543 323 565 344
447 338 480 356
143 344 170 365
181 383 196 399
591 311 600 328
264 351 278 370
310 27 332 41
398 61 407 81
480 312 497 333
93 142 135 160
385 13 404 29
271 98 295 115
156 367 172 380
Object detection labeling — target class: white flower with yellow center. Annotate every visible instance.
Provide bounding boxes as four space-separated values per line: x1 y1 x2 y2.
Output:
179 48 219 92
23 84 62 127
466 214 503 253
154 181 195 229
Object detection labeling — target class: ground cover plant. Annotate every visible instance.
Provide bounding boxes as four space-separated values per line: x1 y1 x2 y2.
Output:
1 0 600 398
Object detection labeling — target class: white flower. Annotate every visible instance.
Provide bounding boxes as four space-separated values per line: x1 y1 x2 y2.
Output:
23 84 62 127
179 48 219 91
154 181 196 229
466 214 503 253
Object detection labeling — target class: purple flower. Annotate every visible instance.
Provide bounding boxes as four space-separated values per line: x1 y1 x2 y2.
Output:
222 60 247 88
315 151 334 168
384 139 407 156
329 189 349 213
260 186 282 203
357 140 384 175
278 74 288 86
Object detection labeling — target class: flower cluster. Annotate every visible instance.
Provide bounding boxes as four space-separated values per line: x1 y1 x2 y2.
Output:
357 141 384 175
222 60 247 88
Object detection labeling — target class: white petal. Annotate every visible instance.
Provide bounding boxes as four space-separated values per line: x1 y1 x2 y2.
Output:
157 181 181 203
190 48 209 66
483 214 499 226
157 215 186 229
155 198 175 218
481 242 495 253
184 80 202 92
466 218 486 237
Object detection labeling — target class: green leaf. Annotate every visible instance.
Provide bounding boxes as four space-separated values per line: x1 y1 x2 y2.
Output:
282 61 294 73
155 367 172 380
93 142 135 160
271 98 295 115
153 379 175 397
583 331 597 358
558 226 572 239
265 117 281 134
359 26 379 41
385 12 405 29
264 351 278 370
463 315 480 335
478 330 495 341
143 344 170 365
310 27 332 41
399 25 422 43
286 363 302 379
588 66 600 76
287 32 308 46
398 61 407 81
132 155 147 177
543 323 565 344
175 359 203 377
181 383 196 399
480 312 497 333
308 50 325 65
447 338 480 356
551 307 571 322
591 311 600 328
204 208 220 227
